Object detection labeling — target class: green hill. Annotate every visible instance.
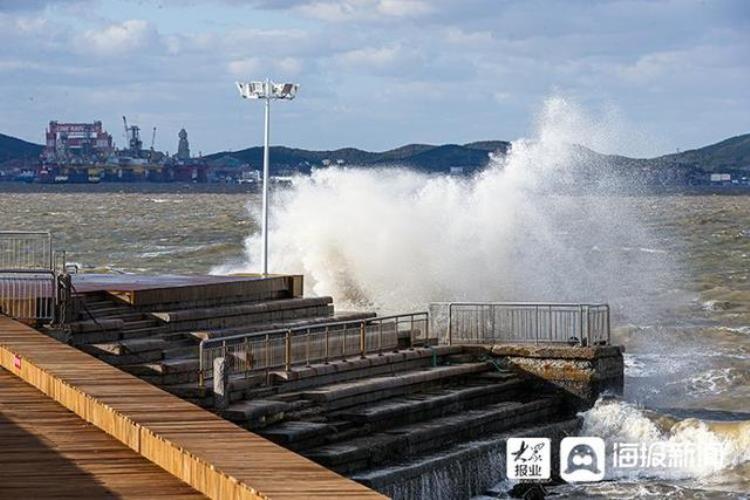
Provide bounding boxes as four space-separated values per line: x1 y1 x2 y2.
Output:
657 133 750 172
206 141 511 174
0 133 42 163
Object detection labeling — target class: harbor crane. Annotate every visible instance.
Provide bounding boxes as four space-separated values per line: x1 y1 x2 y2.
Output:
122 115 143 157
149 127 157 161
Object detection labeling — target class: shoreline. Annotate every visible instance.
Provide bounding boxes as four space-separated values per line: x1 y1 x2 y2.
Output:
1 181 749 196
0 181 258 194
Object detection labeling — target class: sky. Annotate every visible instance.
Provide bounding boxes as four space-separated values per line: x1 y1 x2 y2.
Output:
0 0 748 157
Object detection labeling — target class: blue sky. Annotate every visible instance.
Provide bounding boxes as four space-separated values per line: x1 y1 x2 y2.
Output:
0 0 747 157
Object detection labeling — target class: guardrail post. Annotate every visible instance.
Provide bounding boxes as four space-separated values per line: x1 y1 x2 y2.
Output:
359 321 366 359
378 322 383 356
409 315 415 350
448 304 453 345
305 328 311 367
244 336 250 378
264 334 270 382
285 330 292 371
425 315 430 345
606 306 611 345
577 305 586 346
324 326 330 364
213 356 229 410
198 341 205 395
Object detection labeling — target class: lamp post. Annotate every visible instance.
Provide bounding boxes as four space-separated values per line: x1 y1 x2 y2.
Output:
236 79 299 276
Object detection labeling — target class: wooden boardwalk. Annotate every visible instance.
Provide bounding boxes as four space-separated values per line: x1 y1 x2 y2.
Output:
0 316 384 499
0 368 205 499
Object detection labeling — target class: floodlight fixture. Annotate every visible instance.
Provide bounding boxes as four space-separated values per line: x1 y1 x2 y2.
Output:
235 79 300 276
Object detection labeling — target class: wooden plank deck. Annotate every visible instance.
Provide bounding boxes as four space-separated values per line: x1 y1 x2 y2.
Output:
0 367 206 499
0 316 384 500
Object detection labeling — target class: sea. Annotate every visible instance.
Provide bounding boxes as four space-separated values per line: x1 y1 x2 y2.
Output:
2 181 748 498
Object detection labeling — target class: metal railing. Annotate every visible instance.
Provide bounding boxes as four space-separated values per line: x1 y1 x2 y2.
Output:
198 312 429 389
0 231 52 272
444 302 610 346
0 231 66 324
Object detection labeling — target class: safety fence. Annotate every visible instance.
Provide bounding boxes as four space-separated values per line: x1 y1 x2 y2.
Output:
198 312 429 388
0 231 67 324
436 302 610 346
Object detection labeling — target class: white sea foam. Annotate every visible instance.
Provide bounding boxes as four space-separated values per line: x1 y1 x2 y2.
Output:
686 367 748 394
215 97 675 320
580 399 750 480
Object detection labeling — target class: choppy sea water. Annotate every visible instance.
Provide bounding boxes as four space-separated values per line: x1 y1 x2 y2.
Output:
1 186 748 498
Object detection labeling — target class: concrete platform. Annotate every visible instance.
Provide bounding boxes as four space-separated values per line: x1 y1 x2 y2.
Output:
72 273 303 306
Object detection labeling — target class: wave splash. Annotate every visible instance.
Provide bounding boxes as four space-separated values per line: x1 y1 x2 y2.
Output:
215 97 674 320
581 398 750 480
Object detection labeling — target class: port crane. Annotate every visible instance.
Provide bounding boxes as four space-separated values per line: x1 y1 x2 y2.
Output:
122 116 143 157
149 127 157 161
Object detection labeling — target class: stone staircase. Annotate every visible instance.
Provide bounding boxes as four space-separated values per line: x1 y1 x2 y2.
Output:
60 283 571 491
67 289 372 386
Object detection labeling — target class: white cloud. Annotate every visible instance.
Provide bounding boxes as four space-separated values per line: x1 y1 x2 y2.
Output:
336 45 401 68
376 0 431 17
227 57 262 77
78 19 157 55
297 0 432 22
276 57 303 75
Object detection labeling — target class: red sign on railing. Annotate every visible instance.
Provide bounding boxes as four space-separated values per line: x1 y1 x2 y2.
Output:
13 354 22 370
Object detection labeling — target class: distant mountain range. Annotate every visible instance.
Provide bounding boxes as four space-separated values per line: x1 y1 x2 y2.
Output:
206 134 750 177
0 133 43 163
2 130 749 178
205 140 511 174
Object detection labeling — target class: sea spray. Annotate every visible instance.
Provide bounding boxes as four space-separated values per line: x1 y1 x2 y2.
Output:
580 398 750 480
215 97 677 323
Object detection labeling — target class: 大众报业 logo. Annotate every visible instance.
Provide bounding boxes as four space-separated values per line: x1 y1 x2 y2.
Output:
560 437 606 482
506 437 551 480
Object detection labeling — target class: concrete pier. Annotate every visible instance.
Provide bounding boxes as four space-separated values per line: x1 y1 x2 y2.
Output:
23 272 625 499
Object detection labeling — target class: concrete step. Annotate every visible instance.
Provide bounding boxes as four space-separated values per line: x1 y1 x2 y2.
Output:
70 329 122 346
259 421 335 450
165 373 266 403
122 319 161 331
88 306 134 317
272 346 462 383
79 345 163 366
189 311 376 342
300 362 492 411
351 418 581 494
83 300 117 310
69 318 123 333
87 337 170 355
125 356 198 375
334 377 524 431
266 347 463 393
305 397 562 474
120 326 168 339
219 399 291 427
162 343 199 359
153 297 333 323
152 298 335 332
95 312 147 322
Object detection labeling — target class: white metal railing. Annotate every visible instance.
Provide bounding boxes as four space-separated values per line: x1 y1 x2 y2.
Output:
442 302 610 346
0 272 57 323
198 312 430 389
0 231 64 324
